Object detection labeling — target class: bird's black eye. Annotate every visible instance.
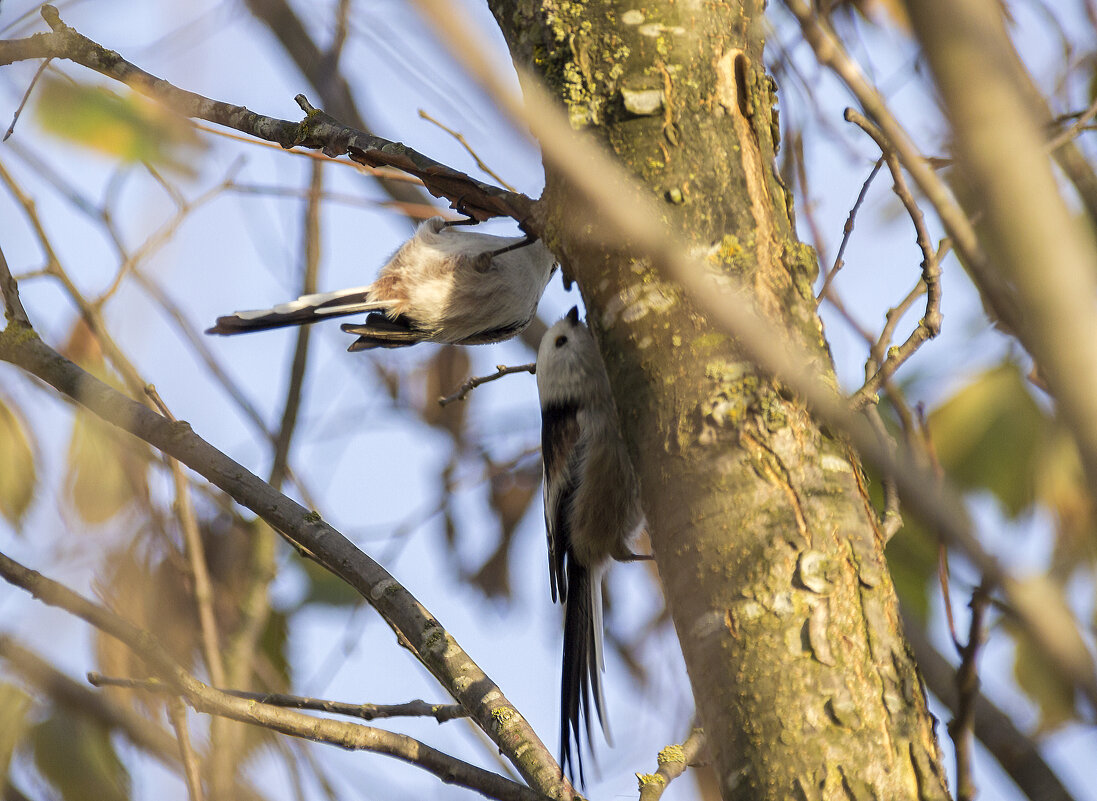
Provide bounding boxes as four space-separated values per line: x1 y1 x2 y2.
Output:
555 335 568 348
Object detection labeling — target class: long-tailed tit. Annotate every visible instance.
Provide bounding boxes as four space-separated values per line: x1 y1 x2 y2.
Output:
536 306 646 785
206 217 556 350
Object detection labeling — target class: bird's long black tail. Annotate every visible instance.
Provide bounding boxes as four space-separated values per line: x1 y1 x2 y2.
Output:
560 558 610 787
206 287 380 335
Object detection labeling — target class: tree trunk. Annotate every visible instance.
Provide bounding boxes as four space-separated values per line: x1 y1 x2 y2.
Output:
488 2 952 799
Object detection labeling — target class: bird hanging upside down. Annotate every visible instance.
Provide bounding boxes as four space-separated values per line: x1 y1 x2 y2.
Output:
207 217 556 350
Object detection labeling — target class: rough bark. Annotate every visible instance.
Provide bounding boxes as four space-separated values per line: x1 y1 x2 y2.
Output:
487 3 952 799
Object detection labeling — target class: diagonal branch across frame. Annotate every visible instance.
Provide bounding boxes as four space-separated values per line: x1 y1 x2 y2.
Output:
0 5 535 229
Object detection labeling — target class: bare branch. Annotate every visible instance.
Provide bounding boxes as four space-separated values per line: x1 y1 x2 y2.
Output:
0 242 29 326
844 110 942 408
781 0 1020 335
0 551 549 801
3 56 50 141
89 676 468 724
0 329 568 798
419 109 519 192
240 0 429 214
146 383 230 794
901 0 1097 532
1047 93 1097 152
438 363 536 406
816 156 883 301
948 582 991 801
167 696 206 801
0 7 534 228
145 386 226 690
268 162 323 491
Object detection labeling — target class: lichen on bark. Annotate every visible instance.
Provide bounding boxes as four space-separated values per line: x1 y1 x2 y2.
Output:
487 2 951 799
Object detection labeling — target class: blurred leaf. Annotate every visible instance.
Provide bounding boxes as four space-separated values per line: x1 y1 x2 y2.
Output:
1007 619 1079 734
0 683 32 779
95 545 199 716
1037 430 1097 577
491 462 539 534
203 516 260 630
928 362 1097 578
0 399 36 527
863 427 937 624
841 0 910 30
259 610 291 693
470 539 512 599
231 611 291 762
419 346 470 441
35 77 204 175
928 363 1048 516
1008 576 1091 735
470 460 540 599
65 412 142 523
59 320 149 525
60 317 105 374
31 715 130 801
884 513 937 625
300 557 361 607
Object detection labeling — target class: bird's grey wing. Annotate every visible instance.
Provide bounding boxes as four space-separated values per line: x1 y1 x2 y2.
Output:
541 400 582 604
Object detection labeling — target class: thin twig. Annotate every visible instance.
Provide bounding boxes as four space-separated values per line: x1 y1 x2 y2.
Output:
817 157 883 301
781 0 1011 326
0 332 569 797
419 109 518 192
0 551 549 801
0 6 535 228
0 242 30 325
819 284 876 344
269 161 323 490
211 162 328 794
845 110 942 409
2 139 314 506
1047 90 1097 152
95 160 245 307
221 692 468 724
143 160 187 211
637 728 708 801
167 696 206 801
89 676 468 723
226 181 434 212
939 547 961 652
918 404 963 652
4 57 51 141
0 157 149 402
240 0 430 216
948 581 991 801
145 386 227 690
146 383 230 797
438 363 535 406
787 129 831 272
